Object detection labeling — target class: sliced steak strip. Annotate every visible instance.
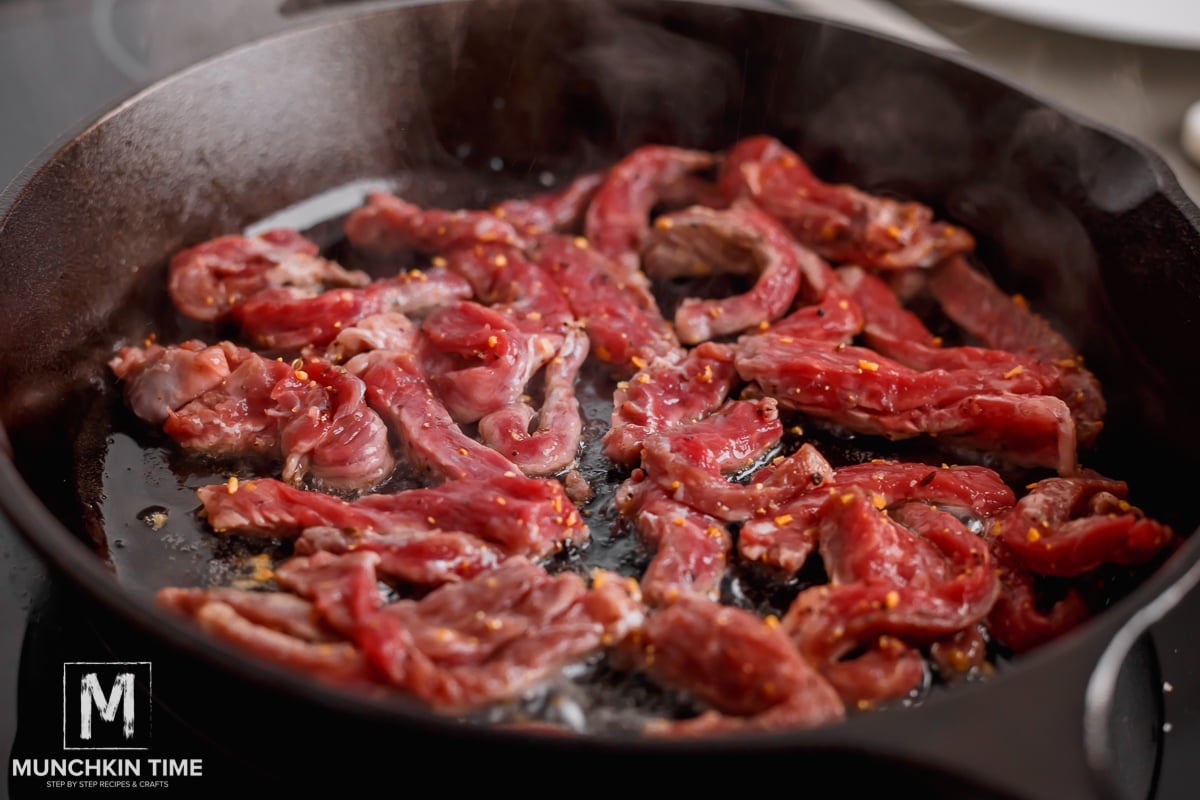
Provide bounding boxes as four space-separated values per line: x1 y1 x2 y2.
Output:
784 491 999 665
736 333 1078 473
168 229 368 322
635 399 837 521
271 360 396 491
422 301 560 423
539 234 682 374
636 597 845 735
233 268 472 353
162 347 293 457
296 526 503 586
193 602 377 683
277 554 644 710
317 311 421 363
198 473 587 559
584 145 715 273
843 264 1105 447
157 587 334 642
620 480 732 605
344 191 527 254
993 475 1173 576
720 135 973 269
603 342 736 466
740 461 1013 576
109 340 236 425
117 345 396 491
492 172 604 237
349 349 518 481
478 325 589 476
441 243 573 335
157 584 376 683
928 255 1105 445
642 202 801 343
986 537 1090 654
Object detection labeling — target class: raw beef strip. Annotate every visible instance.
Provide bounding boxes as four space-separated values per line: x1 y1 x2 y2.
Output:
992 475 1173 576
720 136 973 269
478 325 589 475
492 172 604 236
422 301 560 423
168 229 368 322
539 234 682 374
636 597 844 735
584 145 715 273
348 349 519 481
928 255 1104 445
642 201 801 342
739 461 1013 575
440 244 573 334
603 342 736 466
278 554 644 710
344 191 527 254
736 333 1078 473
233 268 472 352
197 473 588 558
109 340 236 425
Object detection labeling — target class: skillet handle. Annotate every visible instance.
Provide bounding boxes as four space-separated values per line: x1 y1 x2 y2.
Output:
1084 558 1200 799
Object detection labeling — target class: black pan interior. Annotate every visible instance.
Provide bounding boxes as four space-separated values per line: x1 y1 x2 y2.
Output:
1 0 1199 793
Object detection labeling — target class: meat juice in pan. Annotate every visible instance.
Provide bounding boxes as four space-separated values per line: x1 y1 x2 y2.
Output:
79 143 1174 734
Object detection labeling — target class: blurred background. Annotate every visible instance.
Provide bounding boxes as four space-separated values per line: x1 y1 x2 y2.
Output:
3 0 1196 199
0 1 1197 797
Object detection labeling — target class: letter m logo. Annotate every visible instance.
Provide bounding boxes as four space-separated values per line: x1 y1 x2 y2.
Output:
80 672 134 740
63 662 152 750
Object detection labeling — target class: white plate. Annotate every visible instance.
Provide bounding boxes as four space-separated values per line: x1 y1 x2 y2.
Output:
949 0 1200 50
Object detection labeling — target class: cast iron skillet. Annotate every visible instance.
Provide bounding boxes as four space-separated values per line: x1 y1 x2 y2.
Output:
3 0 1200 795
